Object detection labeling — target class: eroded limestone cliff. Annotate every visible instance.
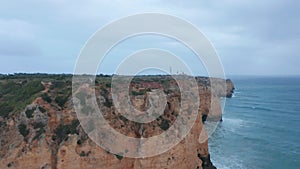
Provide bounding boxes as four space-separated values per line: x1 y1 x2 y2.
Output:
0 74 234 169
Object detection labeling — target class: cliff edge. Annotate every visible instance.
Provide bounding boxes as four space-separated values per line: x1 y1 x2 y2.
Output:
0 74 234 169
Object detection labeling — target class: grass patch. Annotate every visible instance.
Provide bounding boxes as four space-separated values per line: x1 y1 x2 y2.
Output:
0 80 44 117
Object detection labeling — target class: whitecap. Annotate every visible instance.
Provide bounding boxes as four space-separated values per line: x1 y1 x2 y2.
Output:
212 155 246 169
223 117 245 126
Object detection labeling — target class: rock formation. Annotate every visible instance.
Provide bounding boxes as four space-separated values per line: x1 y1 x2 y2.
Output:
0 74 234 169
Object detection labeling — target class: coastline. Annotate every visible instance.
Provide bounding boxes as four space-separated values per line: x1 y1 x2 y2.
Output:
0 74 234 169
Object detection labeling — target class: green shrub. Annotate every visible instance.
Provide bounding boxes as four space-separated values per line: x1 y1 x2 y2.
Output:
131 90 145 96
81 105 95 115
104 99 113 107
160 119 170 131
75 92 87 105
18 123 29 138
50 81 65 90
33 128 45 140
79 151 91 157
32 122 45 140
33 122 45 129
41 93 51 103
25 108 35 118
0 80 44 115
105 83 111 88
115 153 124 160
39 106 47 113
55 96 68 107
53 119 80 144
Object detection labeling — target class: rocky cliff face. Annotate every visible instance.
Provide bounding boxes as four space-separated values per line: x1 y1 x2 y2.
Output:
0 74 234 169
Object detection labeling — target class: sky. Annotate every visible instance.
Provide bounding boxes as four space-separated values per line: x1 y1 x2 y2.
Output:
0 0 299 76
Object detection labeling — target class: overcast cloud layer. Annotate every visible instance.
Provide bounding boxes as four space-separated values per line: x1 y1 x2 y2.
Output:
0 0 299 76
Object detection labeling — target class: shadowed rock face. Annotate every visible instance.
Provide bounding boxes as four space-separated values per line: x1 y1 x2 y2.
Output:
225 79 235 98
0 74 234 169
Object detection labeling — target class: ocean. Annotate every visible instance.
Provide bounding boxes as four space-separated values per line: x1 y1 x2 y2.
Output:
208 76 300 169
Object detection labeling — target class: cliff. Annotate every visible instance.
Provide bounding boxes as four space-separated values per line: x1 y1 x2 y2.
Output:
0 74 234 169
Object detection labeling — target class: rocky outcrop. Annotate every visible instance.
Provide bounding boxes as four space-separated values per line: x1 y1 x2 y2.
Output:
0 74 234 169
225 79 235 98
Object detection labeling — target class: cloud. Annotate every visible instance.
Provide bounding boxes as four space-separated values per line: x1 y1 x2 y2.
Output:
0 0 299 75
0 19 41 57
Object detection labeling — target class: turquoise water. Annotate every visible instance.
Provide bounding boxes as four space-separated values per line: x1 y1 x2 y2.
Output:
209 76 300 169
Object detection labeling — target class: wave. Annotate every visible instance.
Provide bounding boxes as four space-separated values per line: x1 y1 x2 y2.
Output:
232 104 298 115
231 105 272 112
212 155 247 169
250 106 273 112
221 117 248 133
214 78 300 169
223 117 245 125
